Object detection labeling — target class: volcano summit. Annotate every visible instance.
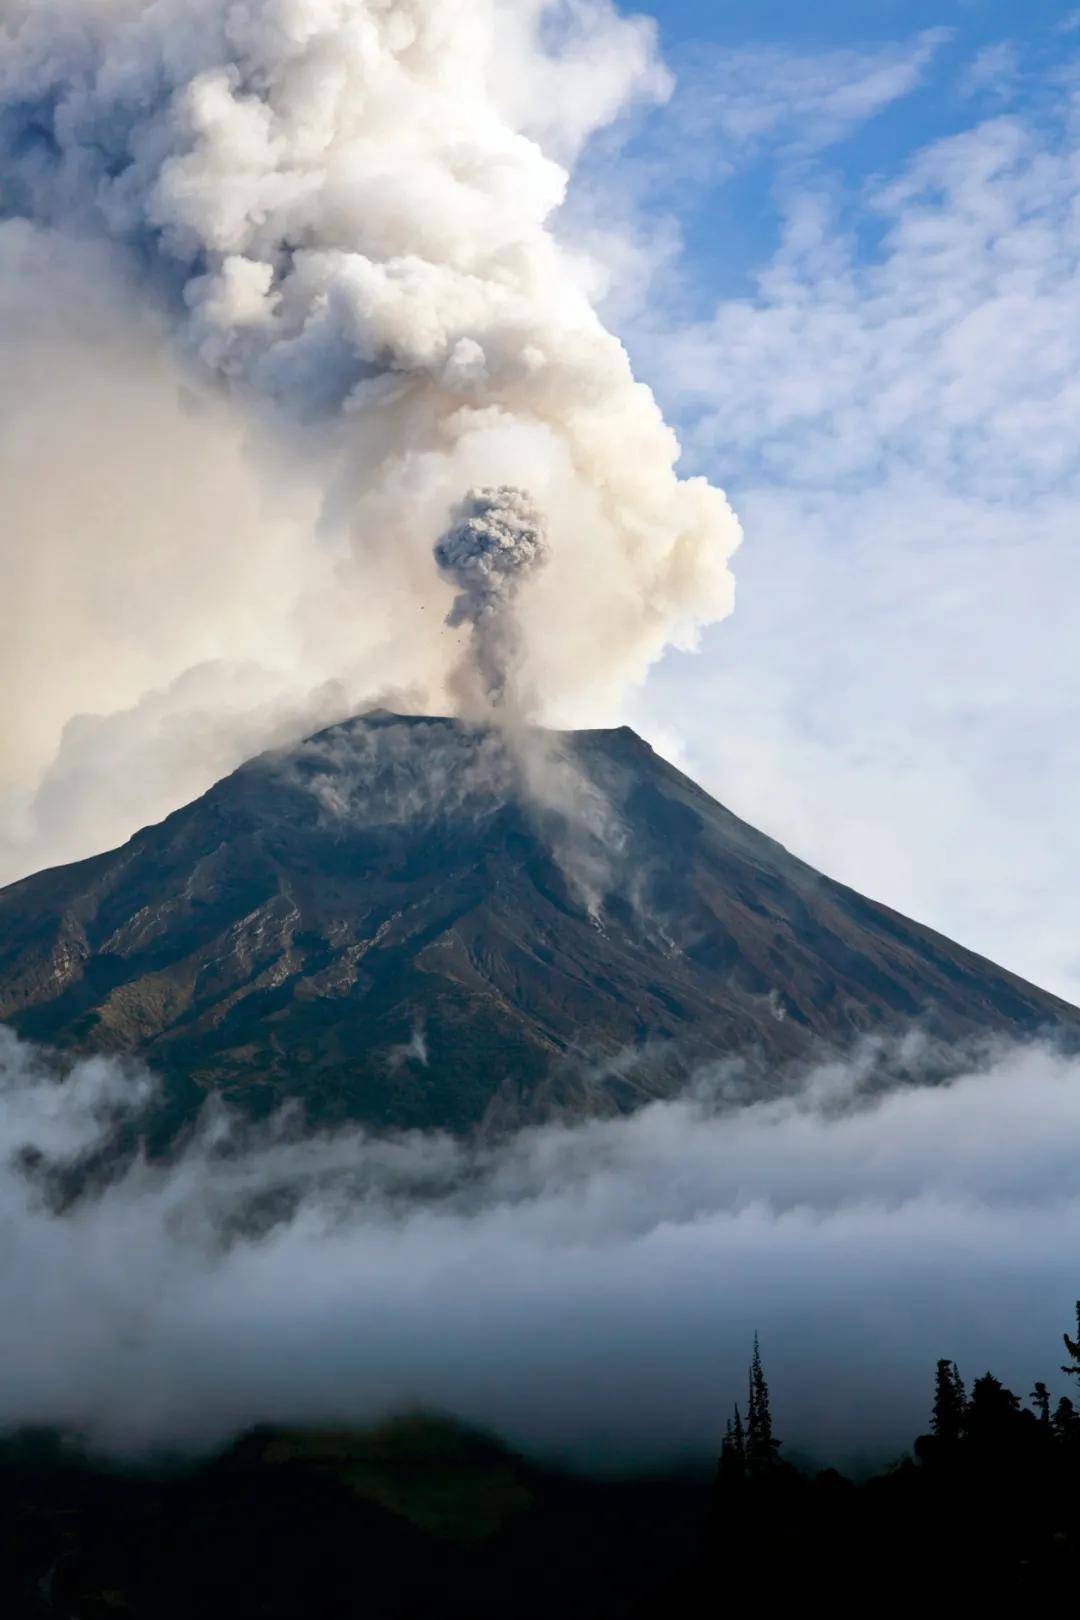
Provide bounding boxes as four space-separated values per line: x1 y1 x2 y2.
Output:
0 711 1076 1138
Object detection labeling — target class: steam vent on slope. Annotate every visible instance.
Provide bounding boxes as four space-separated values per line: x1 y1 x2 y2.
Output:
1 712 1077 1140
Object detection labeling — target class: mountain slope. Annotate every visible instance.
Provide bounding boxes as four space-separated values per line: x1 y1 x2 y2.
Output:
1 711 1076 1134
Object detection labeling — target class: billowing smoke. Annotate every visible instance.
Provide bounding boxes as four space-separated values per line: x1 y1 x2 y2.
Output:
0 0 740 882
434 485 549 707
4 1025 1080 1468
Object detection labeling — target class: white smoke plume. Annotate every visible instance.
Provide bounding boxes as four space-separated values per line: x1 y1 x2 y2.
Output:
434 485 549 708
0 0 740 883
4 1025 1080 1468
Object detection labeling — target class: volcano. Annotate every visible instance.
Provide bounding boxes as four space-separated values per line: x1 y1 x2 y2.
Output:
0 711 1076 1136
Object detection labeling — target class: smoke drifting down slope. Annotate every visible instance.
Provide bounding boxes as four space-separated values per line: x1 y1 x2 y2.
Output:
0 0 740 880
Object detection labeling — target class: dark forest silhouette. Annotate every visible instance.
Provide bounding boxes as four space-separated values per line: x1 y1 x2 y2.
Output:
710 1300 1080 1604
3 1303 1079 1615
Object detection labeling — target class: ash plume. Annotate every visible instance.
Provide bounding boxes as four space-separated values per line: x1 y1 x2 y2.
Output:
434 485 549 708
0 0 740 883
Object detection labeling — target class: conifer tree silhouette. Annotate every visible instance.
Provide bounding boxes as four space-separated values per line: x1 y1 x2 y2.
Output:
1030 1382 1051 1426
1062 1300 1080 1383
745 1335 780 1476
964 1372 1025 1473
931 1360 966 1445
1052 1395 1079 1444
719 1404 747 1485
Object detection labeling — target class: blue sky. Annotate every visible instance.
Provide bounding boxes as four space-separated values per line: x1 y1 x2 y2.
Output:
571 1 1080 1000
653 0 1074 52
615 1 1079 316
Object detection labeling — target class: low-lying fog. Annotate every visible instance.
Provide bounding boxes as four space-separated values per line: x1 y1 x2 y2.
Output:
3 1026 1079 1472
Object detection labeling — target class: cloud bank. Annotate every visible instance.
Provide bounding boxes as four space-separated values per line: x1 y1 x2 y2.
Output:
0 0 739 885
4 1026 1080 1470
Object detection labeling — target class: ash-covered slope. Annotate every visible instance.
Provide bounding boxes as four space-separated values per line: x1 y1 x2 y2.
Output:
1 711 1076 1135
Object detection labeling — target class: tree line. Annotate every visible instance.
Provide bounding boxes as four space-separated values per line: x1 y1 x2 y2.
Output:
709 1301 1080 1598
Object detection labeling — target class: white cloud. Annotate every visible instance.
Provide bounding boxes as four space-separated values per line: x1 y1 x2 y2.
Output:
667 28 950 161
662 110 1080 491
961 41 1021 100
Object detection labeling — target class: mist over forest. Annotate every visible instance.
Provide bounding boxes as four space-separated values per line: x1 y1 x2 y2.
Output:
3 1026 1079 1470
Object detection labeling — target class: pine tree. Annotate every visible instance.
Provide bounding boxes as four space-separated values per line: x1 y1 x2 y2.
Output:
1030 1382 1051 1426
931 1359 966 1445
1062 1301 1080 1383
967 1372 1020 1423
731 1402 746 1467
964 1372 1023 1470
745 1334 780 1476
719 1404 747 1485
1052 1395 1079 1444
